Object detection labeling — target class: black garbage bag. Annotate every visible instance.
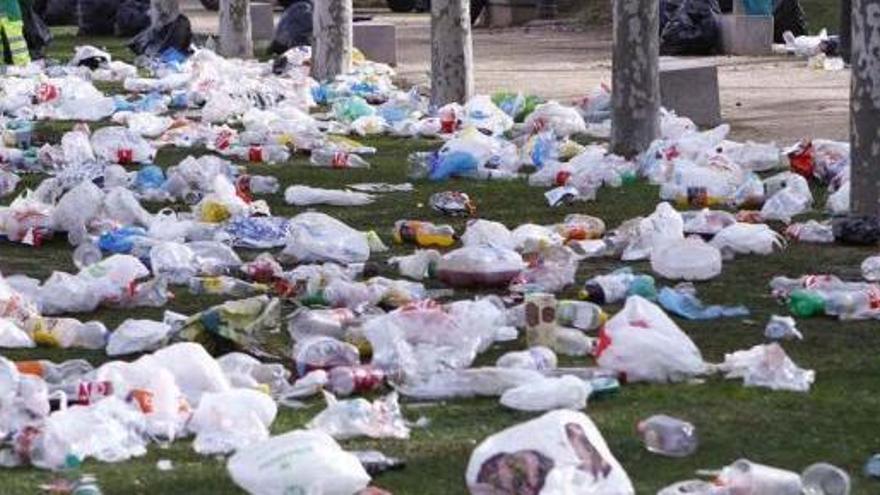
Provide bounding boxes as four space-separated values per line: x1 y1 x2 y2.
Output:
833 216 880 245
115 0 150 37
128 14 192 57
269 0 313 55
773 0 807 42
660 0 684 33
21 0 53 59
40 0 78 26
660 0 721 55
77 0 119 35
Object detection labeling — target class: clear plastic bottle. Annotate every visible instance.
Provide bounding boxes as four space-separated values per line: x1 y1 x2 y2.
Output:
309 149 370 169
248 175 280 194
72 242 103 270
226 145 290 164
582 269 657 305
637 414 698 458
556 300 606 331
188 276 267 297
327 365 385 396
801 463 851 495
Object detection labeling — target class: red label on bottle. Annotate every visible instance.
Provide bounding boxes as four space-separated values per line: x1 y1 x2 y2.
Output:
117 148 133 164
78 381 113 405
350 366 385 393
331 152 348 168
555 170 571 186
215 129 233 150
36 83 59 103
248 147 263 163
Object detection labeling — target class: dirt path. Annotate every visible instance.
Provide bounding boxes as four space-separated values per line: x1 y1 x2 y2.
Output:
184 4 849 144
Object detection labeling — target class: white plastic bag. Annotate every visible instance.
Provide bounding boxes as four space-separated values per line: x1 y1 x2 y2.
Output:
190 389 277 454
622 202 684 261
306 391 410 440
102 187 154 228
149 342 231 406
500 375 591 412
227 430 370 495
524 101 588 137
651 237 722 281
106 319 171 356
760 173 813 223
710 223 785 257
388 249 441 280
466 410 635 495
283 185 375 206
90 126 156 164
283 212 370 264
597 296 706 382
149 242 197 284
0 318 34 348
461 219 515 249
50 180 105 243
719 343 815 392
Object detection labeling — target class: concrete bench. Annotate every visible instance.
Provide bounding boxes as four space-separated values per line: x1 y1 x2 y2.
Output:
250 2 275 44
354 22 398 66
659 57 722 128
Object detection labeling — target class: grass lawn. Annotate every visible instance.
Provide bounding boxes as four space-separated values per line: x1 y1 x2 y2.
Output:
2 29 879 495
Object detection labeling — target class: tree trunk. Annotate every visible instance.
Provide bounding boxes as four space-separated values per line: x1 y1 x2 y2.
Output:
849 0 880 215
312 0 353 82
150 0 179 26
430 0 474 107
610 0 660 159
840 0 852 65
219 0 253 58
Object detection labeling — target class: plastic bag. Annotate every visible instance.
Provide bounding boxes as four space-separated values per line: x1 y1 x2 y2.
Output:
651 237 722 281
150 242 197 284
0 318 35 348
307 391 410 440
658 287 749 320
50 180 105 243
597 296 706 382
764 315 803 340
436 246 524 288
190 389 277 454
500 375 591 412
661 0 721 55
388 250 441 280
283 212 370 264
622 202 684 261
103 187 154 228
106 319 171 356
461 219 515 249
227 430 370 495
150 342 231 406
710 223 785 256
466 410 634 495
719 343 815 392
760 173 813 223
34 318 108 349
524 101 587 137
90 126 155 165
284 185 375 206
826 181 850 215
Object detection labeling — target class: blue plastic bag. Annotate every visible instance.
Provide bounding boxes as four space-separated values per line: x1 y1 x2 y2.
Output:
99 226 148 254
658 287 749 320
430 151 479 181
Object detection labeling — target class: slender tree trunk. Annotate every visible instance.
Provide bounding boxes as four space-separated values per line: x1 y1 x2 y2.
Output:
150 0 179 26
219 0 253 58
849 0 880 215
430 0 474 107
312 0 353 82
610 0 660 159
840 0 852 65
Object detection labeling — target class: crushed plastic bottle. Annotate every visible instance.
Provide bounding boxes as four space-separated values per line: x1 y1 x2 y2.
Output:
310 149 370 169
327 366 386 397
801 463 851 495
637 414 698 458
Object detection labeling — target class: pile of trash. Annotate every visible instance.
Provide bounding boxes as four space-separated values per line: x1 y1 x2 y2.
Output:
0 30 867 495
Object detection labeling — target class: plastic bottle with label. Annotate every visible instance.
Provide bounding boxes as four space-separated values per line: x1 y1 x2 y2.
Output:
556 300 606 331
581 269 657 305
226 145 290 164
327 366 386 396
392 220 456 248
310 149 370 169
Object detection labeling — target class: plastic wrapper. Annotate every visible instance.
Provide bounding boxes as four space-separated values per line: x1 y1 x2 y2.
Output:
466 410 634 495
710 223 785 256
283 185 375 206
283 212 370 264
189 389 277 454
307 391 410 440
436 246 524 288
719 343 815 392
499 375 591 412
651 237 722 281
430 191 476 216
227 430 370 495
106 319 171 356
596 296 706 382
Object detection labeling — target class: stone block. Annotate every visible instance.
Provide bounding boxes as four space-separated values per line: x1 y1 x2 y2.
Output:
353 22 398 66
486 0 537 27
250 2 275 43
659 57 722 128
720 14 774 55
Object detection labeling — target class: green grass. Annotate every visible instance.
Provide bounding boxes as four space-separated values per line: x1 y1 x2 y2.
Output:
802 0 841 34
2 30 880 495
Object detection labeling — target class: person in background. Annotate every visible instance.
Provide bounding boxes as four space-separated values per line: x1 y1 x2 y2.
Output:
0 0 30 66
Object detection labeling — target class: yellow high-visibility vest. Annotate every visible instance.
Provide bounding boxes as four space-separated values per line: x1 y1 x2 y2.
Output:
1 0 31 66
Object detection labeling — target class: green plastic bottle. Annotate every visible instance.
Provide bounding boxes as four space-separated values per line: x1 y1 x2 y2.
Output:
788 290 826 317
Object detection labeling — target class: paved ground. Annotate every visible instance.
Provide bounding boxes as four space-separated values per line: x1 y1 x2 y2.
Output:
184 3 850 144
